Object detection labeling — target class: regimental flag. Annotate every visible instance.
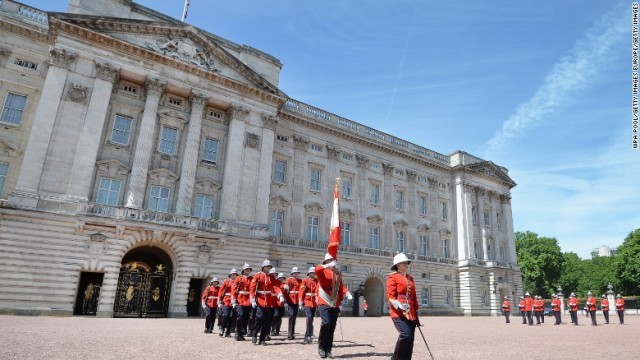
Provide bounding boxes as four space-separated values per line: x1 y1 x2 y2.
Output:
327 178 341 260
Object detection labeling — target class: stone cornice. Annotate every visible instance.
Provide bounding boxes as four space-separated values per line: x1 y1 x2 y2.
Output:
0 18 50 44
47 16 286 107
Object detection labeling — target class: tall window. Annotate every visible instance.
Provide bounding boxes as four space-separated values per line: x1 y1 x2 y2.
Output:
474 241 479 259
96 178 121 206
472 206 478 225
483 209 490 227
421 288 430 306
110 115 133 145
270 210 284 236
159 126 178 155
441 201 448 220
442 239 449 258
307 216 319 241
148 186 170 212
481 290 487 305
370 183 380 204
500 243 506 262
0 163 8 196
202 138 219 164
487 244 493 260
395 190 404 210
370 227 379 249
496 212 502 229
310 168 321 192
341 177 352 198
445 289 452 305
419 196 427 215
194 194 213 219
1 93 27 125
420 235 429 256
273 160 287 184
396 230 405 253
340 222 351 246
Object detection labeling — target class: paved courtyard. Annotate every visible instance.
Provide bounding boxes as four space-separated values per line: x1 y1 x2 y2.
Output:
0 314 635 359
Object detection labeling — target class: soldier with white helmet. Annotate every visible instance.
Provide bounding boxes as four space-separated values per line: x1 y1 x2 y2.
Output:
218 268 239 337
249 259 276 345
615 294 625 324
586 291 597 326
501 296 511 323
201 277 220 333
387 253 420 360
285 266 303 340
299 265 318 344
271 272 287 336
568 292 579 325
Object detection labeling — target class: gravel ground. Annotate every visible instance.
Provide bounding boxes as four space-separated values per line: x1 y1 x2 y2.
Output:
0 314 635 359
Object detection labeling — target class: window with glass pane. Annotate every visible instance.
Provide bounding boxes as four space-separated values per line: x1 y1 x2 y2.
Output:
1 93 27 125
194 194 213 219
441 201 448 220
421 288 429 306
96 178 121 206
395 190 404 210
370 184 380 204
148 185 170 212
500 244 506 261
202 138 219 164
496 212 502 229
0 163 8 195
487 244 493 260
159 126 178 155
341 178 352 198
273 160 286 183
396 230 405 252
442 239 449 258
445 289 451 305
110 115 133 145
474 242 479 258
420 235 429 256
340 222 351 246
481 290 487 304
310 169 321 191
472 206 478 225
270 210 284 236
370 227 379 249
307 216 319 241
484 209 490 227
419 196 427 215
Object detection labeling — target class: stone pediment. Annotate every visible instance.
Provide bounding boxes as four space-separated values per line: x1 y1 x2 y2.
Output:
194 178 220 193
304 202 325 214
269 195 290 209
366 214 384 225
48 15 285 101
95 159 129 177
464 161 516 187
148 168 178 186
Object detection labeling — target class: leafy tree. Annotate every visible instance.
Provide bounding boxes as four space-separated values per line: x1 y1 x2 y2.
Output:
557 252 583 296
515 231 564 297
580 255 616 296
614 228 640 296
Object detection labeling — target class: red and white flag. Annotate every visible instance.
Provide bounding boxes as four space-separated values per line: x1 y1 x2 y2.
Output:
327 179 341 260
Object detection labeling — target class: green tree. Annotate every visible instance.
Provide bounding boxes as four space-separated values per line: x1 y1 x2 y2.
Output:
580 256 616 296
515 231 564 297
557 252 583 296
614 228 640 296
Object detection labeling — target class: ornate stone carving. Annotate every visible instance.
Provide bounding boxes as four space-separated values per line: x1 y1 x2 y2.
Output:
67 83 88 102
428 177 439 188
293 135 309 150
366 214 384 226
153 230 164 241
227 105 249 122
393 219 409 229
417 224 431 233
0 47 11 57
49 47 77 68
340 209 356 222
145 36 218 72
269 195 291 210
189 92 208 108
304 202 325 214
326 145 341 161
196 244 212 265
95 62 119 82
86 233 107 257
158 110 188 124
355 154 369 168
187 233 196 245
261 114 277 131
148 168 179 187
382 162 394 176
74 218 85 235
145 78 167 97
406 170 417 181
244 132 260 149
115 225 125 239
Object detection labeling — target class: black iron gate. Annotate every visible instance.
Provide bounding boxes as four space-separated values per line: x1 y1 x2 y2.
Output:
114 263 172 318
74 272 104 316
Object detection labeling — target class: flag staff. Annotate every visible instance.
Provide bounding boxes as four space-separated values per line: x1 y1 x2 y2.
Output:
181 0 190 22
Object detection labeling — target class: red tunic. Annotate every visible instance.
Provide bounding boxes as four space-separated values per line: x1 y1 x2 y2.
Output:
218 278 234 307
201 285 220 308
568 297 579 312
551 298 561 311
585 296 597 311
285 277 303 305
615 298 625 311
250 272 276 307
502 300 511 312
386 271 419 321
314 264 347 308
518 300 526 311
231 275 252 307
600 298 609 311
534 299 544 312
298 277 318 308
524 297 534 312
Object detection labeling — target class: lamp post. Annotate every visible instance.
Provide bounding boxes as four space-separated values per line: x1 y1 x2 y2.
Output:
557 286 565 315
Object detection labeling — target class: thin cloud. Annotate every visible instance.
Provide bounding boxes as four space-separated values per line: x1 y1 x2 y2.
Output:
485 2 627 155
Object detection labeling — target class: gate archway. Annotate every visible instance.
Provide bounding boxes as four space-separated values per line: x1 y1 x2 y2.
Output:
113 246 173 318
363 277 385 316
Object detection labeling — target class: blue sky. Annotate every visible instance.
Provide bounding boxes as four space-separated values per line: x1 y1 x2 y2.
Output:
28 1 636 258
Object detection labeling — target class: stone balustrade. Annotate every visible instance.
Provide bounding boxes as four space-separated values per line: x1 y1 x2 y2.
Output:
0 0 48 26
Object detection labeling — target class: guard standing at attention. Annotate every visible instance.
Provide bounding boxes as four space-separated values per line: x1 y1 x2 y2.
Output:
387 253 420 360
615 294 625 324
232 263 253 341
585 292 597 326
250 259 276 345
568 292 579 325
299 266 318 345
285 267 303 340
599 294 609 324
501 296 511 323
201 278 220 333
551 294 562 325
518 296 526 324
524 292 534 325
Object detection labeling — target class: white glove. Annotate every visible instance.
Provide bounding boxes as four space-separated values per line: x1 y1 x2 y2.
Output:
390 299 403 310
346 292 353 301
201 301 206 309
217 302 222 308
299 304 304 311
251 298 257 308
279 295 285 303
231 299 237 308
284 285 289 291
402 303 410 311
324 260 337 268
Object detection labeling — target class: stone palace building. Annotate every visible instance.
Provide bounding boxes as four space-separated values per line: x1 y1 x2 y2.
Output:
0 0 521 317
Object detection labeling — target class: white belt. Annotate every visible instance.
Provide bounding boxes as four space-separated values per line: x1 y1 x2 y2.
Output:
257 290 273 295
238 291 249 295
224 293 231 296
305 293 314 296
289 291 299 294
207 296 215 299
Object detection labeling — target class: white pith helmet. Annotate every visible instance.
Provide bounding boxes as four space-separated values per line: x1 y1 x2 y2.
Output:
307 266 315 275
570 292 576 297
210 277 219 284
269 268 276 274
261 259 272 269
587 291 593 296
228 268 238 276
616 294 622 298
242 263 252 272
391 253 411 270
278 272 285 279
291 267 300 275
525 292 530 296
323 253 334 264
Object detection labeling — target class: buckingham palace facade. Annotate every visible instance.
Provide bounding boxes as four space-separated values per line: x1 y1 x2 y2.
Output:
0 0 521 317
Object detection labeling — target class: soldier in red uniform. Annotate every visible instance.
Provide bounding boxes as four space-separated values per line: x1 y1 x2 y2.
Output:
387 253 420 360
585 291 597 326
271 272 287 336
518 296 526 324
599 294 609 324
551 294 562 325
315 253 351 359
501 296 511 323
201 278 220 333
232 263 253 341
524 292 534 325
285 267 303 340
568 292 579 325
533 295 543 324
218 268 238 337
299 266 318 345
615 294 625 324
250 259 276 345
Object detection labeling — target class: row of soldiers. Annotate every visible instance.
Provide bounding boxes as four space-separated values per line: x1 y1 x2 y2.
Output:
501 291 626 326
200 255 352 358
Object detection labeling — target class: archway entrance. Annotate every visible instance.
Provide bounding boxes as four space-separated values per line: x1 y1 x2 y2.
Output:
363 277 385 316
113 246 173 318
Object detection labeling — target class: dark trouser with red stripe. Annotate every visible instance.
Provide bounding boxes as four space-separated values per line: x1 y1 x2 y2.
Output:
236 305 251 336
570 311 578 325
287 302 298 337
318 305 340 354
253 306 273 342
304 306 316 338
205 306 216 332
589 310 597 325
392 317 416 360
553 310 561 324
602 309 609 323
617 310 624 324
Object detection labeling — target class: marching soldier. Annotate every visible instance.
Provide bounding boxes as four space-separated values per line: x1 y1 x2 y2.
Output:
315 253 351 359
299 266 318 345
201 278 220 333
599 294 609 324
271 272 287 336
218 268 239 337
585 292 597 326
250 259 276 345
232 263 253 341
615 294 625 324
285 267 303 340
568 292 579 325
387 253 420 360
524 292 534 325
551 294 562 325
518 296 526 324
501 296 511 323
533 295 543 324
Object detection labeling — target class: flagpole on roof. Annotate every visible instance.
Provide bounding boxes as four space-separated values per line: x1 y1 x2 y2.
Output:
181 0 190 22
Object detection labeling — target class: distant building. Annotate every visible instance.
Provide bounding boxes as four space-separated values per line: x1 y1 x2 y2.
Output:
590 245 618 258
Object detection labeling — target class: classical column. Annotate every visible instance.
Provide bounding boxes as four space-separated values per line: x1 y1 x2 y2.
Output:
290 135 308 237
124 78 166 209
218 105 248 221
455 181 473 260
382 162 394 250
355 154 368 247
66 62 119 202
9 48 77 208
477 188 488 260
255 114 277 225
175 93 208 216
502 194 517 263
